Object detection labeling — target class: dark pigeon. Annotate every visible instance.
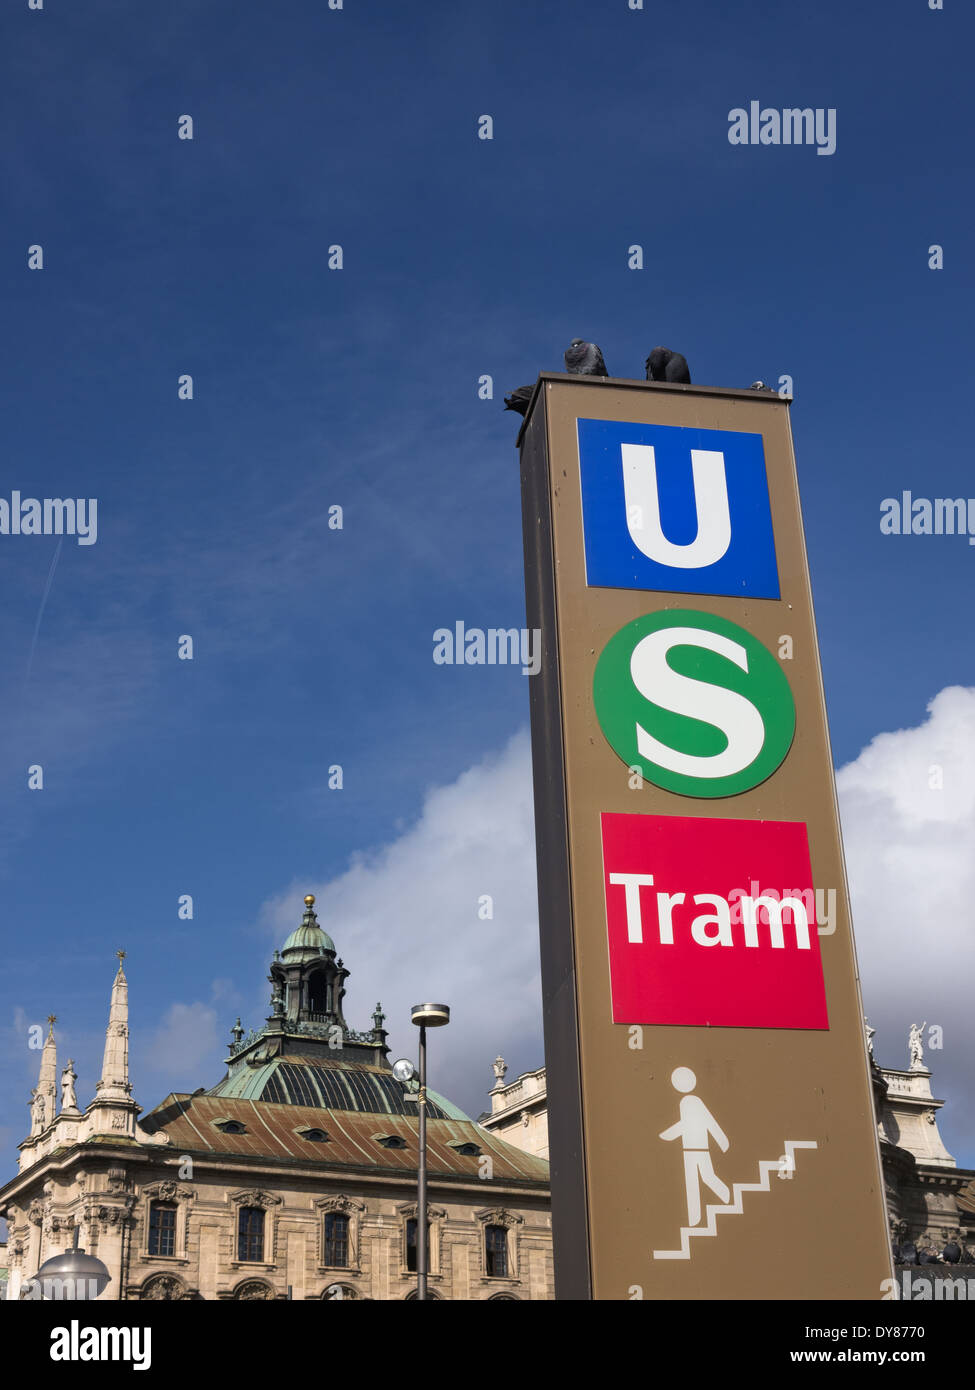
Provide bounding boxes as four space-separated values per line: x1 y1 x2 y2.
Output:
503 385 534 416
564 338 608 376
645 346 691 384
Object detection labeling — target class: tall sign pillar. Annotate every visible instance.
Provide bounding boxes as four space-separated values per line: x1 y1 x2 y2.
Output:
519 373 892 1299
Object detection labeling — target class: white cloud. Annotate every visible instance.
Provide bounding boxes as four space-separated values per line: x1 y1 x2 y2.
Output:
260 728 543 1120
837 685 975 1162
143 1001 221 1089
256 691 975 1163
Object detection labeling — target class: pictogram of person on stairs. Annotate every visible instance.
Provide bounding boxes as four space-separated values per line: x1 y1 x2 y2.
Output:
659 1066 730 1227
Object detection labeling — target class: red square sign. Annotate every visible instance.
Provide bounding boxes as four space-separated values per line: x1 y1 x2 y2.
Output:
601 811 828 1029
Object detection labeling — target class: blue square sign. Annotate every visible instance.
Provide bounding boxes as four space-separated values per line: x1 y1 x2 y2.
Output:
577 418 780 599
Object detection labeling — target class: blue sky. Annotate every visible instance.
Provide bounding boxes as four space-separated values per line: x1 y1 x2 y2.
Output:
2 0 973 1184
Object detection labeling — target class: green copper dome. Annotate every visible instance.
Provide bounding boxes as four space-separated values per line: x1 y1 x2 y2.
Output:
208 1055 470 1121
281 895 335 960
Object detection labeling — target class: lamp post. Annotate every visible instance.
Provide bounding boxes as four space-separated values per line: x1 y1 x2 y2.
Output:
28 1223 111 1301
410 1002 449 1301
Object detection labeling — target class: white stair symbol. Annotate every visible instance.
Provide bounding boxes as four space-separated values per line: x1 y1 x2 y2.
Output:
653 1140 818 1260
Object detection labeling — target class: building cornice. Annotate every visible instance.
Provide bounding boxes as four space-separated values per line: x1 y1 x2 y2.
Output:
0 1137 549 1211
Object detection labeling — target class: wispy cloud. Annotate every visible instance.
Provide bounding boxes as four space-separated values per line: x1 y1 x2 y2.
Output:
251 692 975 1161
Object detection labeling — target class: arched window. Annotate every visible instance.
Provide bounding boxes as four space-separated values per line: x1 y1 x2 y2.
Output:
485 1224 508 1278
323 1212 349 1267
307 969 329 1015
238 1206 265 1263
147 1202 177 1257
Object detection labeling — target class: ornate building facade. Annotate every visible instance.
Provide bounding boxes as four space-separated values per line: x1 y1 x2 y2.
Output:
0 898 553 1301
867 1021 975 1256
479 1058 549 1159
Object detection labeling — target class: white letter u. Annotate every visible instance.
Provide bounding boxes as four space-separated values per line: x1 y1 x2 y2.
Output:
621 444 732 569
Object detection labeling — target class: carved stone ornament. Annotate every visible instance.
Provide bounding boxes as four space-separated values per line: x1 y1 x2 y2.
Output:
314 1194 364 1215
140 1274 185 1301
235 1279 275 1300
396 1202 446 1222
476 1207 523 1230
85 1201 134 1228
230 1188 281 1210
143 1180 194 1203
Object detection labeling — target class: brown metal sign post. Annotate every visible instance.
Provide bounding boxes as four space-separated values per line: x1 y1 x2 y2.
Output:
519 373 892 1300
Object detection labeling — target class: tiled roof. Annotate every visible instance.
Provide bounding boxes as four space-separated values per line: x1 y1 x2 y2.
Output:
139 1093 550 1186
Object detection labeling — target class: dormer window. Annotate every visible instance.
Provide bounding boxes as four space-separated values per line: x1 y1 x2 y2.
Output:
447 1140 481 1157
373 1133 407 1150
295 1126 329 1143
213 1118 247 1135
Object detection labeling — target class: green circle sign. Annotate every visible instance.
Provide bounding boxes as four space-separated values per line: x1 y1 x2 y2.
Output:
593 608 796 798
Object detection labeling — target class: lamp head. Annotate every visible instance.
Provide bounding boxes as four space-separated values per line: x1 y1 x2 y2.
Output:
411 1003 450 1028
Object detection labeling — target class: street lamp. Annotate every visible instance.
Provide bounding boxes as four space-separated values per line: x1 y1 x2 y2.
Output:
392 1058 415 1086
27 1224 111 1301
410 1002 449 1302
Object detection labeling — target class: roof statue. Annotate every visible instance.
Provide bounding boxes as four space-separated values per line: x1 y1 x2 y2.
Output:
30 1089 46 1131
908 1021 927 1071
60 1060 79 1113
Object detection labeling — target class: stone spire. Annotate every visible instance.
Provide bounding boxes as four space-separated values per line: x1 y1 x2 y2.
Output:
95 951 132 1102
29 1015 58 1135
18 954 169 1168
40 1014 58 1112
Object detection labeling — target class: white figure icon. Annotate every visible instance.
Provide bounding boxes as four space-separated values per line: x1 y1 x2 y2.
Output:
659 1066 730 1227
